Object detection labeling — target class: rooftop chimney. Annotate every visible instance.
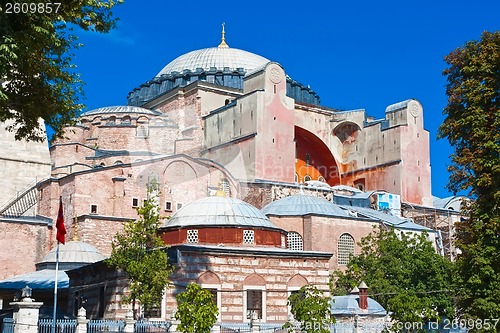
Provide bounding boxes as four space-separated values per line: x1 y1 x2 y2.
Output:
358 281 368 310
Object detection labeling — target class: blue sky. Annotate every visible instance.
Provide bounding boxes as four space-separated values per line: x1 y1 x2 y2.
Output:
71 0 500 199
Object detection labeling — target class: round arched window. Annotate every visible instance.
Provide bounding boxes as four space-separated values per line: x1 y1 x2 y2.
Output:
338 233 354 265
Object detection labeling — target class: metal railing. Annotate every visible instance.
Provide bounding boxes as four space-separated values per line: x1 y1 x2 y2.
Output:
135 320 170 333
87 320 125 333
38 319 77 333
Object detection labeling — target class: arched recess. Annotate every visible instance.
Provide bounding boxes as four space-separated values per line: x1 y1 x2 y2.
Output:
287 274 308 288
332 121 361 144
197 271 221 285
295 126 340 185
243 273 266 286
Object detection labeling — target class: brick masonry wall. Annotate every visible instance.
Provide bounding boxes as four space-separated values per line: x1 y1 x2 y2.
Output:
165 249 331 323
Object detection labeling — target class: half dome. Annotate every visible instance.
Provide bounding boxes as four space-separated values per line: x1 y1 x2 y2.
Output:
262 194 350 218
164 196 278 229
156 47 270 77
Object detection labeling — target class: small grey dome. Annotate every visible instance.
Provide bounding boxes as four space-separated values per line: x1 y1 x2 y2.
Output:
157 47 270 77
262 194 350 217
164 196 278 229
330 295 387 316
39 241 106 265
81 105 161 117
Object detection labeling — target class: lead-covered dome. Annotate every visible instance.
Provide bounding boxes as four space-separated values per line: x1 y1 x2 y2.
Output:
262 194 350 218
36 241 107 271
156 47 270 77
164 196 279 229
80 105 161 117
127 30 320 106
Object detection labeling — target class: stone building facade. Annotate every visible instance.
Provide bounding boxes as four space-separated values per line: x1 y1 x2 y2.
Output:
0 30 457 320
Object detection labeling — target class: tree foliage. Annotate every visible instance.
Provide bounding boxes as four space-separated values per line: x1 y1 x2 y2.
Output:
107 182 172 318
174 283 219 333
330 227 455 330
439 30 500 328
284 284 334 333
0 0 123 141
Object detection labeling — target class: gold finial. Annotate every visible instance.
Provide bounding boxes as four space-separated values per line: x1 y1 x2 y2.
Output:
215 178 226 197
218 22 229 48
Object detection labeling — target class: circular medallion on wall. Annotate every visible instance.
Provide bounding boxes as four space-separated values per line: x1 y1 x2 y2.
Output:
409 100 421 117
269 67 282 84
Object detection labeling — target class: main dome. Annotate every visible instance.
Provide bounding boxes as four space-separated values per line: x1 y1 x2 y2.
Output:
156 47 270 77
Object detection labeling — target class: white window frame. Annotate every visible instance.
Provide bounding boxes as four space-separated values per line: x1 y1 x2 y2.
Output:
200 283 222 321
132 198 139 208
287 286 302 319
243 285 266 323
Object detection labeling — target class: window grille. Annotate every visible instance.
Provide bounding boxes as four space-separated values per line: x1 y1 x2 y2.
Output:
287 232 303 251
187 230 198 243
338 233 355 265
243 230 254 244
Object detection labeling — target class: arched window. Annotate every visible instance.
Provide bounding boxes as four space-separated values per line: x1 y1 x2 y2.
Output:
338 233 354 265
294 173 299 183
304 175 312 182
221 178 231 197
318 176 326 182
121 116 131 124
287 232 303 251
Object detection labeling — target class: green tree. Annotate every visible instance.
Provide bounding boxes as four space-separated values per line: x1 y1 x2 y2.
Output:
284 284 334 333
174 283 219 333
107 182 172 319
0 0 123 141
438 30 500 330
331 227 455 331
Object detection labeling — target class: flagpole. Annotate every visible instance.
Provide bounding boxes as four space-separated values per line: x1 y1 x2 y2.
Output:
52 242 60 333
53 196 65 333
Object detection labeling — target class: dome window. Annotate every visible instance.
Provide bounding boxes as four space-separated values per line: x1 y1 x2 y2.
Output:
187 229 198 243
304 175 312 182
243 230 254 244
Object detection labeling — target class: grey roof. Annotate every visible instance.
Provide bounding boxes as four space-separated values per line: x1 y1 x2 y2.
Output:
0 241 106 290
342 205 434 232
330 295 387 316
261 195 350 218
80 105 162 117
156 47 270 77
385 99 416 113
164 196 279 229
0 269 68 290
432 196 465 210
38 241 107 267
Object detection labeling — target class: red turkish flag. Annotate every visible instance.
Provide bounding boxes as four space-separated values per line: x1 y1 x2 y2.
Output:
56 197 66 244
